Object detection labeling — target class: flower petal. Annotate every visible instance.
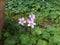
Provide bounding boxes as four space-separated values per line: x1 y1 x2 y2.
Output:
18 18 21 21
28 24 31 27
29 15 31 17
24 21 26 23
33 23 36 25
27 18 34 23
18 22 21 24
31 25 34 28
31 13 35 19
21 23 24 26
27 19 31 23
21 17 24 20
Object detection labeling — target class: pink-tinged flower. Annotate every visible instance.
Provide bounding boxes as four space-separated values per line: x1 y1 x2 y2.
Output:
18 17 26 26
27 17 34 22
29 13 35 20
27 18 36 28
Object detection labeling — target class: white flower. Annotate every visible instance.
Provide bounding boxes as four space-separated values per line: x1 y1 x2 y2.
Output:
18 17 26 26
29 13 35 20
27 18 36 28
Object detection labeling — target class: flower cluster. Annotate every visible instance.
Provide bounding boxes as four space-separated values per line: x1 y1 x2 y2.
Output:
18 13 36 28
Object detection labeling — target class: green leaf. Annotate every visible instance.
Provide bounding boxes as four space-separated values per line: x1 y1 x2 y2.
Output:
49 38 56 45
42 32 50 39
4 32 10 37
20 34 30 45
30 36 37 44
31 27 42 35
4 38 15 45
57 42 60 45
53 35 60 42
37 39 48 45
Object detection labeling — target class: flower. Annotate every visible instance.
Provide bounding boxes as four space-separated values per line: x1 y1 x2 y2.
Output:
18 13 36 28
29 13 35 20
27 18 36 28
18 17 26 26
27 17 34 22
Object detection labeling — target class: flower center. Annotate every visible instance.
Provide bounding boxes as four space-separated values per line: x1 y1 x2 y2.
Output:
30 23 33 26
21 20 24 23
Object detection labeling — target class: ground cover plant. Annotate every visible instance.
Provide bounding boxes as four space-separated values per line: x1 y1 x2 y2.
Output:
0 0 60 45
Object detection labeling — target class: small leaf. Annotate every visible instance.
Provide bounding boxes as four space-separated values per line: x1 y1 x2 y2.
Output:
37 39 48 45
31 27 42 35
4 32 10 37
5 38 15 45
20 34 30 45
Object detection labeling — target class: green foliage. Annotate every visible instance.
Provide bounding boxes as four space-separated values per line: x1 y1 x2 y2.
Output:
53 35 60 42
20 34 30 45
37 39 48 45
4 38 15 45
4 32 10 37
31 27 42 35
42 31 50 40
